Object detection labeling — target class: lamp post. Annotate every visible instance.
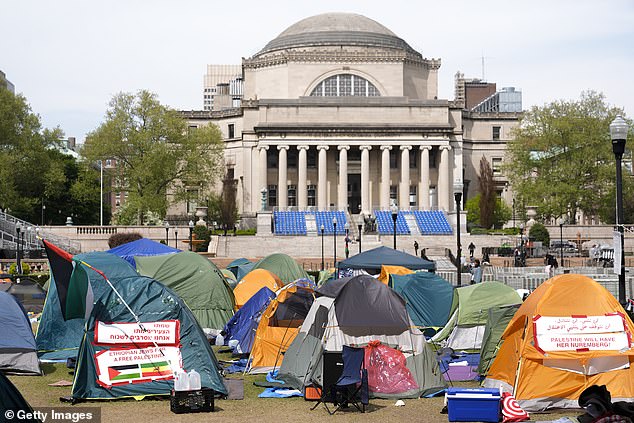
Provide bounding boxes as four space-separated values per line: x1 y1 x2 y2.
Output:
519 223 525 267
453 183 463 286
332 217 337 269
610 115 628 304
320 224 325 271
188 220 194 252
390 204 398 250
512 198 516 230
99 160 103 226
164 221 170 245
344 222 350 259
15 223 22 275
41 201 46 226
558 217 565 267
174 228 178 249
357 223 362 254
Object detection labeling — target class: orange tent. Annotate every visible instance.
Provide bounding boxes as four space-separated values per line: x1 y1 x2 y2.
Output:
377 265 414 285
248 282 315 374
484 274 634 411
233 269 283 310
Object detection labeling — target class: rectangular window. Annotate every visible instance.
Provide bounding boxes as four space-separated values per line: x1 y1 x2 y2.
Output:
307 148 317 168
268 185 277 207
409 152 417 169
492 157 502 176
267 149 278 168
226 168 235 180
228 124 235 139
287 150 298 168
429 148 437 168
390 185 397 204
390 150 397 169
287 185 297 207
105 159 112 167
324 77 337 96
409 185 417 206
188 125 198 134
307 185 316 206
339 74 352 96
492 126 501 140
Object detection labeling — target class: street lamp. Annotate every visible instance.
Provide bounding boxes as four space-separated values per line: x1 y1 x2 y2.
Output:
453 183 463 286
188 220 194 252
610 115 629 304
557 216 565 267
41 201 46 226
15 223 22 275
332 217 337 270
357 214 363 254
164 221 170 245
519 223 525 267
390 204 398 250
344 222 350 259
320 224 325 271
174 228 178 249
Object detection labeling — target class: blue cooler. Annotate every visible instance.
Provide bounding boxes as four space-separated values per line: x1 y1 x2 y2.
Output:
446 387 501 422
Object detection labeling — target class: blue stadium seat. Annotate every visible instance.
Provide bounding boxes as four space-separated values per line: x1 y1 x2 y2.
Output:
412 210 452 235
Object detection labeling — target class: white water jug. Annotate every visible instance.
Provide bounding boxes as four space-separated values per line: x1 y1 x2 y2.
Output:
174 370 190 391
188 369 201 391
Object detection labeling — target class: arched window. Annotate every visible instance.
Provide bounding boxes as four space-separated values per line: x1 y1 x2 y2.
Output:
310 74 380 97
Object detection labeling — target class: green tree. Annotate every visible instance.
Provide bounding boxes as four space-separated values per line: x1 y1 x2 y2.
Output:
81 90 224 223
466 193 512 230
478 156 496 229
503 91 632 223
529 222 550 246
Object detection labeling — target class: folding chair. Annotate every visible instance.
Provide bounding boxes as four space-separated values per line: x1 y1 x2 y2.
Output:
325 345 368 414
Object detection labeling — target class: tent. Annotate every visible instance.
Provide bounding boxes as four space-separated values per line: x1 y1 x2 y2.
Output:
278 274 446 398
0 292 40 375
250 253 309 285
36 251 139 360
233 269 283 309
484 274 634 411
390 272 456 328
377 265 414 284
222 287 276 354
227 258 255 281
107 238 179 266
337 246 436 273
431 281 522 351
71 275 227 400
1 372 41 422
135 252 235 330
477 304 520 377
248 280 316 373
221 269 238 289
6 278 46 313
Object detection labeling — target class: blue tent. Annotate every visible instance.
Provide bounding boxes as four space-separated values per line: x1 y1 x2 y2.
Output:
222 287 275 354
337 246 436 272
0 292 40 374
227 258 255 281
108 238 180 266
36 252 139 360
390 272 456 327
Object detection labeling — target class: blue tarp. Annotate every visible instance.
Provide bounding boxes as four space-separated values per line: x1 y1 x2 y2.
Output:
223 287 275 354
337 246 436 271
390 272 455 327
108 238 180 266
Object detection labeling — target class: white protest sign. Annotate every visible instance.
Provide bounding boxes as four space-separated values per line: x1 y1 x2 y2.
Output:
95 320 180 346
534 314 630 352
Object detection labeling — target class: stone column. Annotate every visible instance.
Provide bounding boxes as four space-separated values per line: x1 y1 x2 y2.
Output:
258 145 268 194
297 145 309 209
317 145 329 210
360 145 372 215
419 146 431 210
337 146 349 211
277 145 289 208
399 146 412 208
438 145 451 211
380 146 391 209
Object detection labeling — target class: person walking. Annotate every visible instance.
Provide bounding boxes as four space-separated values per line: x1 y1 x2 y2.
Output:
468 242 476 259
470 259 483 284
414 240 419 257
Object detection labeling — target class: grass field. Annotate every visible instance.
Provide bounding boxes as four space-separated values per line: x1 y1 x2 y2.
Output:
8 348 583 423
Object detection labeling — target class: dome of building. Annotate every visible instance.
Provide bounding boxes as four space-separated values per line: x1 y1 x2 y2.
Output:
256 13 420 56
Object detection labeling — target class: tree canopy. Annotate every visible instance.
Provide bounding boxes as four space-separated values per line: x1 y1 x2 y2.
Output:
503 91 633 224
82 90 224 224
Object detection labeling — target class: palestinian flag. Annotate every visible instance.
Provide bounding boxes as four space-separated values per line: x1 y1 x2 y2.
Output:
42 239 94 320
107 361 172 382
108 364 141 382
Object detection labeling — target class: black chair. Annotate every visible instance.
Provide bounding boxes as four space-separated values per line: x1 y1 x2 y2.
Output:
325 345 368 414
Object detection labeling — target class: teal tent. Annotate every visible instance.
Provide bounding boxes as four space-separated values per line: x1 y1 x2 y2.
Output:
390 272 456 328
72 275 227 400
135 252 235 330
227 258 254 281
36 252 139 360
250 253 309 285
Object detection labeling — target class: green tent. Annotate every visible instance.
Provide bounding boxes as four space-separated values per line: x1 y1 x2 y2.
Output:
431 281 521 351
477 304 520 376
390 272 456 328
135 252 235 330
72 275 227 400
250 253 309 285
1 372 41 422
36 251 140 360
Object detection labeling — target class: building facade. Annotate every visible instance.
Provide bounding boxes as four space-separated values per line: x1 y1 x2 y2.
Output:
182 13 521 220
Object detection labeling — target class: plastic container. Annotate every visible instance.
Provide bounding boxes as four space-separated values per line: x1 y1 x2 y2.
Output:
215 334 224 346
188 369 201 391
174 370 190 391
446 387 501 422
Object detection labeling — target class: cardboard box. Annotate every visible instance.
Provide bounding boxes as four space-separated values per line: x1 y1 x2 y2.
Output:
446 387 500 422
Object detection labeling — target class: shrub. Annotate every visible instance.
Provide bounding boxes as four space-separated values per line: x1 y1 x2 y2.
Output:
8 262 31 275
192 225 211 252
529 222 550 246
108 232 143 248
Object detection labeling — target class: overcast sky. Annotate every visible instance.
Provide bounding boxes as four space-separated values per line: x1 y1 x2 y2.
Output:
3 0 633 142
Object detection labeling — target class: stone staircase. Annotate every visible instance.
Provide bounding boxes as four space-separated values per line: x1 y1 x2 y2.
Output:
405 213 420 236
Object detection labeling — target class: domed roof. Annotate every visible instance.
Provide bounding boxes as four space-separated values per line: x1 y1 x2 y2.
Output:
256 13 420 56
